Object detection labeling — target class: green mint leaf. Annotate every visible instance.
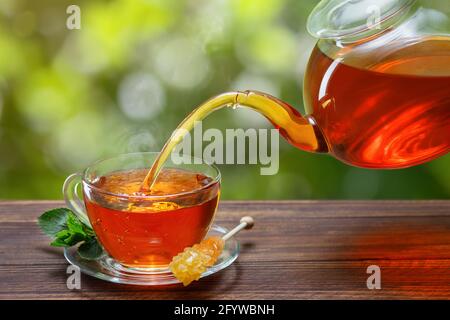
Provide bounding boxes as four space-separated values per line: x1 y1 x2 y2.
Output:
54 229 71 239
66 212 86 236
78 237 105 260
50 238 68 247
83 225 96 237
39 207 105 260
38 208 72 237
66 233 86 246
51 230 86 247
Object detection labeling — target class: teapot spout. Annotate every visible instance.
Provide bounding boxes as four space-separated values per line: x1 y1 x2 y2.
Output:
234 90 328 153
142 90 328 190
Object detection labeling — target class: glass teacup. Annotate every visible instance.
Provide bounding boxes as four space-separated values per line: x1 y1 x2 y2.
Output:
63 152 220 271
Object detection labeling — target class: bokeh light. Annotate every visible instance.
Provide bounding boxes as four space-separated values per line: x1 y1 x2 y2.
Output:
119 72 165 121
154 36 211 90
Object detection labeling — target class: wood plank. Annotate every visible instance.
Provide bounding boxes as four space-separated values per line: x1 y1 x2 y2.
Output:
0 200 450 299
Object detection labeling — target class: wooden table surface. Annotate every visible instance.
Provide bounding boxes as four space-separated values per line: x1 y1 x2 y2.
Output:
1 200 450 300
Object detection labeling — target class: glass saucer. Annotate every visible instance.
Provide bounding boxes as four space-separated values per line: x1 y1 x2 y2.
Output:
64 224 239 286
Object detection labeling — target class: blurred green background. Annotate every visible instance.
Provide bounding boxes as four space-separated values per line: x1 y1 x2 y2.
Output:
0 0 448 200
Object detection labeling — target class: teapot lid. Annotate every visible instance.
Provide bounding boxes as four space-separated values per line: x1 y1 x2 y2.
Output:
307 0 416 41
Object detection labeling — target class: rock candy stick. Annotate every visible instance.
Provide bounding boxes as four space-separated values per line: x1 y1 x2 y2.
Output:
169 216 254 286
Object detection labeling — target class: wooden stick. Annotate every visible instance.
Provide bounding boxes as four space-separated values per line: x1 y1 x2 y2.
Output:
222 216 254 241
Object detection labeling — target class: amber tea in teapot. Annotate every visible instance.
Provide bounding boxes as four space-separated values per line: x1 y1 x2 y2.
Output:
304 36 450 168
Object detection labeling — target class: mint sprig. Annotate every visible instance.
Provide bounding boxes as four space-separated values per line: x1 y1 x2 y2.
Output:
38 208 105 260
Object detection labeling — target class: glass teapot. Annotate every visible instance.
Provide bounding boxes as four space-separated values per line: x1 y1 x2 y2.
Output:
145 0 450 187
